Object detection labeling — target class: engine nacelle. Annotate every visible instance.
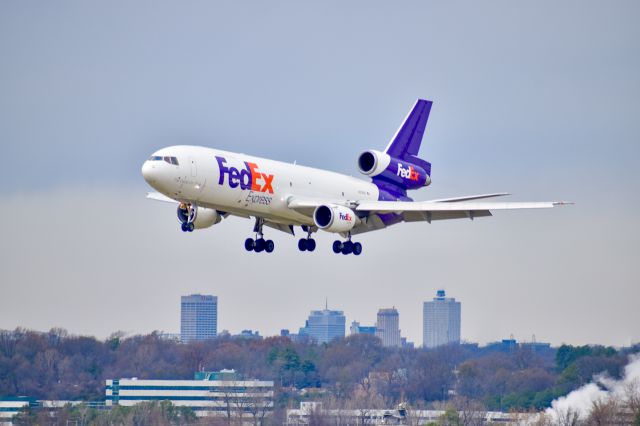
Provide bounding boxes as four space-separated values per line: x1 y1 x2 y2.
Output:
177 204 222 229
313 204 357 233
357 150 431 189
357 150 391 176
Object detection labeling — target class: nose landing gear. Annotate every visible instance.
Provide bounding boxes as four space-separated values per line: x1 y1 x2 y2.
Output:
245 218 275 253
178 203 196 232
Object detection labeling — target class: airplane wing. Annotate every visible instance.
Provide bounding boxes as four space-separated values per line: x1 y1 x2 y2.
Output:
287 195 570 235
355 200 564 214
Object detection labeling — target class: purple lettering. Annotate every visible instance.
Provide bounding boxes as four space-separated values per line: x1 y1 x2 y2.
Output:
216 156 229 185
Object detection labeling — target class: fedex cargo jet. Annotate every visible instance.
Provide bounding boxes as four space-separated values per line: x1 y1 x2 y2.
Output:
142 99 568 255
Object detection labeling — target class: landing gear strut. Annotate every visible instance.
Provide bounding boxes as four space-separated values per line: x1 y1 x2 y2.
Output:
332 234 362 256
298 225 317 252
245 218 274 253
178 203 196 232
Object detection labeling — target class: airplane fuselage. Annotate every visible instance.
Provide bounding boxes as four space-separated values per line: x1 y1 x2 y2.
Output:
142 145 380 226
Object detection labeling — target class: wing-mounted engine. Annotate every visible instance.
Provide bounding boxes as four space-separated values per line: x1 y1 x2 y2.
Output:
313 204 358 233
358 150 431 190
177 203 222 232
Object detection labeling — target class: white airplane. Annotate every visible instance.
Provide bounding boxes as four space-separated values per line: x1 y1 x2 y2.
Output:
142 99 568 255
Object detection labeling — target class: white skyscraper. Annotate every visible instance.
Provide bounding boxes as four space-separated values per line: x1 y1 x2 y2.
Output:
423 290 461 348
376 308 401 347
181 294 218 343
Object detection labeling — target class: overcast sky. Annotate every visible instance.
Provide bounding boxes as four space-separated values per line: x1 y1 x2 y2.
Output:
1 1 639 347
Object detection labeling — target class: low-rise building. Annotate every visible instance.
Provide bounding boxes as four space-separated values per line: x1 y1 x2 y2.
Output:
350 321 377 336
286 402 536 425
106 370 273 419
0 397 33 425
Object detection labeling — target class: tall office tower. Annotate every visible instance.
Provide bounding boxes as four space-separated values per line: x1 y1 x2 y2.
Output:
375 308 401 347
299 306 345 344
423 290 461 348
181 294 218 343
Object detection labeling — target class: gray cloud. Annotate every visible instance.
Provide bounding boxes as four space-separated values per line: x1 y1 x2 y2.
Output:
0 1 639 345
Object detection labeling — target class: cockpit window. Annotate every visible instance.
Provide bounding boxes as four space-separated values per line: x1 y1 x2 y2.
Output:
148 156 178 165
164 156 179 165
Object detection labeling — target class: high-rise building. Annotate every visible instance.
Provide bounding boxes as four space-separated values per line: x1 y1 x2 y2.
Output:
375 308 401 347
423 290 461 348
181 294 218 343
299 306 345 344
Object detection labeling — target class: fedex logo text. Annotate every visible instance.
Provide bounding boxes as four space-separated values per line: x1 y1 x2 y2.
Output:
339 212 352 222
216 156 274 194
397 163 420 181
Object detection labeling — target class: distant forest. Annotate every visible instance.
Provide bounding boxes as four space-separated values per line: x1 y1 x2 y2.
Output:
1 328 638 413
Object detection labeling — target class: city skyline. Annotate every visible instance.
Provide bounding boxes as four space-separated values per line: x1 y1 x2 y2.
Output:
166 294 551 348
1 1 639 347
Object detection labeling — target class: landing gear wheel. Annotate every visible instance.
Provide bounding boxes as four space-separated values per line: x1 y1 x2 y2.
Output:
353 242 362 256
245 238 255 252
341 241 353 255
306 238 316 252
254 238 266 253
298 238 307 251
265 240 275 253
181 223 188 232
332 240 343 254
188 222 195 232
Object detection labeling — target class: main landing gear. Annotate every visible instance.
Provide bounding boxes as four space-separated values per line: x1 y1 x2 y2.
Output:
332 235 362 256
245 218 274 254
298 225 316 252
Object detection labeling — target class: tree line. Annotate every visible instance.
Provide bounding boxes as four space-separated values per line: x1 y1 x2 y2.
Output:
1 328 638 419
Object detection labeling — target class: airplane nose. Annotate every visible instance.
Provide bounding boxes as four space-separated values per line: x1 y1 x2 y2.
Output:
141 161 157 184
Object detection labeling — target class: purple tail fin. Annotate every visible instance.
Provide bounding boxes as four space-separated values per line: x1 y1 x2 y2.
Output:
384 99 432 176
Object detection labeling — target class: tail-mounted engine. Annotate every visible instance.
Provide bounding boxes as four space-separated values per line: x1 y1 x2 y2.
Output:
357 150 431 189
313 204 358 233
177 203 222 232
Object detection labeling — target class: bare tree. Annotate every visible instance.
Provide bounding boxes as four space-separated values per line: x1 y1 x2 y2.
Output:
346 378 386 426
585 398 618 426
307 403 330 426
451 397 485 426
245 383 274 426
624 378 640 418
553 406 583 426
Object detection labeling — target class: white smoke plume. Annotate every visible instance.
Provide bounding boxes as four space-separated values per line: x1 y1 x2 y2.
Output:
545 354 640 422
